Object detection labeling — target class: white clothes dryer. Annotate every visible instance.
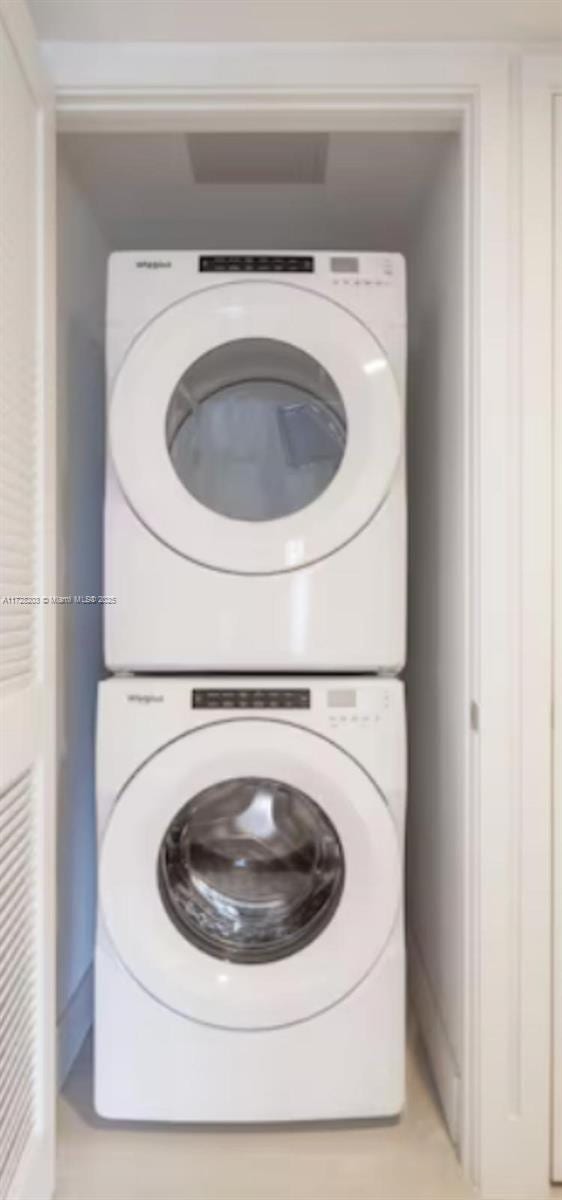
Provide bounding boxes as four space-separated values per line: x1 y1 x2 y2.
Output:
95 676 407 1122
104 251 407 672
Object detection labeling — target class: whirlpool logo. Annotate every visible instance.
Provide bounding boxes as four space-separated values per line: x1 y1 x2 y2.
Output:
127 693 164 704
135 260 172 269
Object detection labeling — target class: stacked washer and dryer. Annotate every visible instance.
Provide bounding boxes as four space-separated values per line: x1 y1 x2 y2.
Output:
96 252 407 1121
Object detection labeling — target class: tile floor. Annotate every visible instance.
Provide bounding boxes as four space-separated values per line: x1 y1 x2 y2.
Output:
55 1025 476 1200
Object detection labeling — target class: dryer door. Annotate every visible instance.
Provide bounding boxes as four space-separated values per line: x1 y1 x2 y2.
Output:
109 282 402 574
99 720 402 1030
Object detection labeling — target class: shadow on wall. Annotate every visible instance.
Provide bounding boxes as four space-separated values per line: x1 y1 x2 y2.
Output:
57 317 105 1075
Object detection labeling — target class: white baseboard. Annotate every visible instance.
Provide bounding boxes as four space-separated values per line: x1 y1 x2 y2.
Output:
57 964 93 1088
408 934 461 1144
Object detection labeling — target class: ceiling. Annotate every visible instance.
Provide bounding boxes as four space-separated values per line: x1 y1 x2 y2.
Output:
59 131 453 252
30 0 562 43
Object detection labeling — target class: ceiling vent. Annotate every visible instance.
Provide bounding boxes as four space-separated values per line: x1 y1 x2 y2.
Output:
186 133 329 184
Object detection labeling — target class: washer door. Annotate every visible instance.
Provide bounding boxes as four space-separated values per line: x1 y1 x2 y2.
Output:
109 282 402 574
99 721 402 1030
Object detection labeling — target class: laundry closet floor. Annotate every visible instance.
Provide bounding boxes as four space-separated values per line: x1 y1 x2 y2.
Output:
55 1025 474 1200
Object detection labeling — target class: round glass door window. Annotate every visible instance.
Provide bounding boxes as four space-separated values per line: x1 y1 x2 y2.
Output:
165 339 347 522
158 777 345 964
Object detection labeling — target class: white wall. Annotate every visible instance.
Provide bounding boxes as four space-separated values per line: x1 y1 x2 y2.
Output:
405 133 467 1141
59 131 448 254
28 0 562 43
56 156 108 1083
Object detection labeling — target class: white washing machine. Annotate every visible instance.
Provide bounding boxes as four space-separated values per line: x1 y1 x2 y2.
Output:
95 676 406 1122
104 251 406 672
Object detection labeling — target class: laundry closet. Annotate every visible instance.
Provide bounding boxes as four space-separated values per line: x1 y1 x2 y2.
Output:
2 0 561 1191
53 123 467 1148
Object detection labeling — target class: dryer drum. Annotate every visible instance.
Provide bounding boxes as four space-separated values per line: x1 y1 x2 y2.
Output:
165 338 347 523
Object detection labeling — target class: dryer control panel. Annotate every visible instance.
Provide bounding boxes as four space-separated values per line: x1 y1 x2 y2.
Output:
199 254 314 273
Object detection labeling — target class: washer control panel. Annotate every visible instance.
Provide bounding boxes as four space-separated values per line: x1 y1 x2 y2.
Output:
192 688 311 709
326 685 391 729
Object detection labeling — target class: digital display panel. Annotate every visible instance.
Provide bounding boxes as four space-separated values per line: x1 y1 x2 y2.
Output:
330 256 359 273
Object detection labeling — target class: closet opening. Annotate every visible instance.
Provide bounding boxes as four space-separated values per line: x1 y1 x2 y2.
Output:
54 123 470 1200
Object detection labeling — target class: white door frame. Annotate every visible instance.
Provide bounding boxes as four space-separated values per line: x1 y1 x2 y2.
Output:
520 51 562 1185
42 40 554 1199
553 83 562 1187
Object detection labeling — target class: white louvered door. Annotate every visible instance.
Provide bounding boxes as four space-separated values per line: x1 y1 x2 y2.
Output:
0 2 56 1199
